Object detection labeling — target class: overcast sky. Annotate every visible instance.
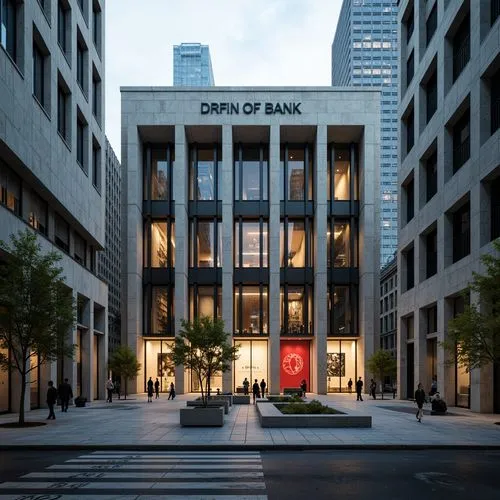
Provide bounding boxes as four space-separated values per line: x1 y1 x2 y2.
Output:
105 0 342 157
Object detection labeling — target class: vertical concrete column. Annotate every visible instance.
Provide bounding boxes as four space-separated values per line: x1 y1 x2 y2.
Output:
314 125 328 394
100 307 109 401
439 298 456 405
397 308 408 399
81 299 94 401
174 125 189 394
68 290 79 390
414 308 427 389
221 125 234 392
268 125 281 394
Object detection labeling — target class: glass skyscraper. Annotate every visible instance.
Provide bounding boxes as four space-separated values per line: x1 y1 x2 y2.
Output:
331 0 398 267
173 43 215 86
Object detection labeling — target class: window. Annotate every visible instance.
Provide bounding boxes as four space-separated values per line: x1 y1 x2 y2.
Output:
405 247 415 290
492 0 500 27
32 41 46 108
74 232 87 266
426 229 437 278
57 1 69 56
328 145 357 200
190 286 222 321
426 3 437 46
405 178 414 224
406 109 414 154
149 286 174 335
328 286 357 336
452 202 470 263
57 80 70 143
55 213 70 252
92 0 101 54
280 145 313 201
406 51 414 88
148 221 175 268
189 145 222 201
491 177 500 240
92 138 101 190
453 110 470 173
280 219 312 268
280 285 313 335
0 0 17 61
76 32 87 94
234 286 268 335
29 192 47 235
327 221 356 267
0 160 21 215
190 219 222 268
92 67 101 124
426 72 437 123
406 5 414 43
234 219 268 268
234 144 268 201
426 306 437 334
425 150 438 202
453 14 470 83
76 115 86 170
491 67 500 136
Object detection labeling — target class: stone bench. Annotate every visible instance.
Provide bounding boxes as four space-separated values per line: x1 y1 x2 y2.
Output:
186 400 230 414
232 395 250 405
180 407 224 427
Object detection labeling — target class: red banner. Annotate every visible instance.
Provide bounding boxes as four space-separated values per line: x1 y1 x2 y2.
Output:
280 341 310 391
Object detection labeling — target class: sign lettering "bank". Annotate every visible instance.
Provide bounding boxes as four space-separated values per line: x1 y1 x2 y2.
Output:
201 102 302 115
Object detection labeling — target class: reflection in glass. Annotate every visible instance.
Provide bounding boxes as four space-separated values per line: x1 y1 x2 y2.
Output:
235 222 268 268
327 222 350 267
280 221 306 267
151 149 169 200
234 146 269 201
151 287 173 334
191 221 214 267
234 286 268 335
287 148 305 201
328 147 350 200
190 147 221 201
150 222 175 267
329 287 351 335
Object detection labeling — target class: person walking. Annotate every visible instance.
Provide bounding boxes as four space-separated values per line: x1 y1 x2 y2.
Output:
147 377 154 402
415 382 426 423
429 375 438 397
115 379 121 400
46 381 57 420
168 382 176 400
347 378 353 393
356 377 364 401
243 377 250 395
260 379 267 398
58 378 73 412
252 379 260 404
300 379 307 398
370 379 377 400
106 378 114 403
154 378 160 399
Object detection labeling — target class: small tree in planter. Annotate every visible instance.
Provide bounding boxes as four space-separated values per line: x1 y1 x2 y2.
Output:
108 345 141 400
366 349 396 400
172 317 239 406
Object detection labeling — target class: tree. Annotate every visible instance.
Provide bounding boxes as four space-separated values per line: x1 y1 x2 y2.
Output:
366 349 397 400
443 239 500 370
0 230 75 425
171 317 239 406
108 345 141 399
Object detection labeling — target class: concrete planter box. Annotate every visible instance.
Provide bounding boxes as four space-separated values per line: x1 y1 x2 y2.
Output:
180 407 224 427
233 395 250 404
256 402 372 428
187 400 230 414
283 387 303 396
208 395 233 406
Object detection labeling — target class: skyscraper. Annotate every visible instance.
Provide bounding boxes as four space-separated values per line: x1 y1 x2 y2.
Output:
173 43 215 86
332 0 399 267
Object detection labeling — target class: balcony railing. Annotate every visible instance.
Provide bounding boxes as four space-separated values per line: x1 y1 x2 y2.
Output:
453 34 470 82
453 139 470 173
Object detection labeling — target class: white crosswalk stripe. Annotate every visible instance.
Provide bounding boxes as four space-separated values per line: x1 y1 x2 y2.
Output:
0 451 268 499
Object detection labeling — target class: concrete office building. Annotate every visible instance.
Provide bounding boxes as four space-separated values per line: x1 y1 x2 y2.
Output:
332 0 399 267
98 138 121 355
0 0 107 412
173 43 215 87
380 255 397 385
121 87 380 395
398 0 500 412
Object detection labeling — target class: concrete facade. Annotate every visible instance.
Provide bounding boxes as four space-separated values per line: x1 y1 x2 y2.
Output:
397 0 500 412
0 0 108 412
121 87 380 395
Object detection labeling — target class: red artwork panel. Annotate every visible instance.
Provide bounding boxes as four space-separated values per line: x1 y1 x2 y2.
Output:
280 340 310 391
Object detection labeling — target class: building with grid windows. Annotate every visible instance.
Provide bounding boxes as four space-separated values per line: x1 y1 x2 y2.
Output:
332 0 399 267
398 0 500 412
173 43 215 87
0 0 108 413
121 87 380 395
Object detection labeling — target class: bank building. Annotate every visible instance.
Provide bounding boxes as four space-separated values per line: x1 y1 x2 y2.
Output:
121 87 380 394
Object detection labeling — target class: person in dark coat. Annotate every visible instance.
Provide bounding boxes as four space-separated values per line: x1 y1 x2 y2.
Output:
168 382 175 400
300 379 307 398
252 379 260 404
260 379 267 398
347 378 353 393
147 377 154 403
243 377 250 395
415 382 426 422
58 378 73 412
370 379 377 400
114 379 121 400
356 377 364 401
154 378 160 399
46 381 57 420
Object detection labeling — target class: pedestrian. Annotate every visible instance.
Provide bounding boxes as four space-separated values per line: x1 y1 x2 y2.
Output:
46 381 57 420
260 379 267 398
252 379 260 404
356 376 364 401
370 378 377 400
106 378 114 403
300 379 307 398
115 379 121 400
392 381 397 399
429 375 437 397
347 378 353 393
415 382 426 423
154 378 160 399
58 378 73 412
243 377 250 395
168 382 176 400
147 377 154 402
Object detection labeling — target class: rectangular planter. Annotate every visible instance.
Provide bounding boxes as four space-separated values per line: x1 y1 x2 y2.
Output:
180 407 224 427
233 395 250 405
186 400 230 414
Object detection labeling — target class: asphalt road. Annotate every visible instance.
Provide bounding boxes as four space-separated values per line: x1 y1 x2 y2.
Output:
0 449 498 499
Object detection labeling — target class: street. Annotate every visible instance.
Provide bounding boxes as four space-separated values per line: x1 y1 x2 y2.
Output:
0 449 499 499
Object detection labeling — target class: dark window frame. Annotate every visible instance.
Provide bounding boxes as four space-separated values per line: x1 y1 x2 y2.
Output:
491 67 500 136
452 14 470 83
426 229 438 278
234 217 268 269
452 202 471 263
327 217 358 268
406 50 414 88
491 177 500 241
189 285 222 322
190 217 222 269
0 0 18 61
234 143 269 202
280 284 313 336
280 143 314 202
426 71 437 123
426 3 437 46
233 284 269 336
453 109 470 173
28 191 48 236
189 144 222 202
280 217 313 268
328 285 358 337
32 41 45 107
328 143 358 202
145 219 176 269
54 213 70 252
425 150 438 202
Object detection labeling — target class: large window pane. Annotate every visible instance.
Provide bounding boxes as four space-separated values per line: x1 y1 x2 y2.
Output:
144 340 175 393
281 286 304 334
328 222 351 267
193 221 214 267
329 147 350 200
151 149 169 200
236 221 268 268
150 222 175 268
234 286 268 335
242 147 260 200
287 148 305 200
29 192 47 235
197 148 215 200
330 286 351 335
151 287 172 334
234 340 268 393
280 221 306 267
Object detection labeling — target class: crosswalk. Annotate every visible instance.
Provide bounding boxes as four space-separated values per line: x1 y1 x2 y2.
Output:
0 450 268 499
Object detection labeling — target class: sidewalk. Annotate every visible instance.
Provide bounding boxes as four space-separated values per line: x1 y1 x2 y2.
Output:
1 393 499 449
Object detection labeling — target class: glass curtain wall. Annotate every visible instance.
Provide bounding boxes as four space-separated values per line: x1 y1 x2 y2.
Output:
144 146 174 201
234 220 268 268
234 144 269 201
144 340 175 392
280 286 313 335
327 221 358 268
327 286 358 336
279 145 313 201
280 220 312 268
148 221 175 267
190 219 222 268
234 286 268 335
189 285 222 320
327 146 355 201
327 340 357 392
189 145 222 201
234 340 268 393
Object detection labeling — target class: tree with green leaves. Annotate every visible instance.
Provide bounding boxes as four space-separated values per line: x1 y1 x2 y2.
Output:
171 317 239 406
0 230 75 425
366 349 397 400
443 239 500 370
108 345 141 399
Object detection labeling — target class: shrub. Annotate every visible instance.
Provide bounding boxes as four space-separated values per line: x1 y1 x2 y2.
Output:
278 399 342 415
